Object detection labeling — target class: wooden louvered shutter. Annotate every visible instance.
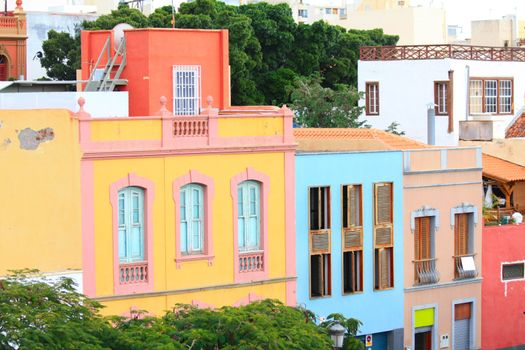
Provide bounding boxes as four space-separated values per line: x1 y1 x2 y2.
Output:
415 217 431 260
378 248 392 289
343 185 362 250
311 231 331 253
455 214 468 256
375 183 392 225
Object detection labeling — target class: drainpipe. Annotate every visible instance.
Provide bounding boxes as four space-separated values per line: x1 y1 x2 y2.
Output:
427 103 436 145
465 65 470 121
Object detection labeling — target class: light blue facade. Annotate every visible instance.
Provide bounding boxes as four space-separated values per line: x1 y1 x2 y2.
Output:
296 150 404 348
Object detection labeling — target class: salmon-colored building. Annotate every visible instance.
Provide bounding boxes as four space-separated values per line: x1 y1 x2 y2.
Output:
403 146 482 350
0 0 27 80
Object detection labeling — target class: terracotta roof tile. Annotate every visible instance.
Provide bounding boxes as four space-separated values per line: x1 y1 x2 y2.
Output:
293 128 431 152
482 153 525 183
506 112 525 138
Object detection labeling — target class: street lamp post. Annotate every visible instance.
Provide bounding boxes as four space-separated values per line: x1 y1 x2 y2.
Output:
328 322 346 349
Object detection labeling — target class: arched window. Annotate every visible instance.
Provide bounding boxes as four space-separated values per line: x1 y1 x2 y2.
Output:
118 186 145 263
180 184 204 254
237 180 261 252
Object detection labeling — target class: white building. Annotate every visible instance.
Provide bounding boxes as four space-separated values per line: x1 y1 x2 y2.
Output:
358 45 525 146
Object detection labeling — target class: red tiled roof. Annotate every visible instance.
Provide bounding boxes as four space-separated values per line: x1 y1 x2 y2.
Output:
506 112 525 138
482 153 525 183
293 128 431 152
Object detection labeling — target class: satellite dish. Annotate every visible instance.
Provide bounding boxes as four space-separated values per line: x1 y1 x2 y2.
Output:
112 23 134 50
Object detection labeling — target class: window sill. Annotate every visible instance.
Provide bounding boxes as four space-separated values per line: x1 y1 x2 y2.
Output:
342 291 364 296
175 254 214 268
309 294 332 300
366 113 380 116
373 287 394 292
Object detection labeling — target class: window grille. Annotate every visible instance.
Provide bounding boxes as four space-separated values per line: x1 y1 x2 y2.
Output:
173 65 201 115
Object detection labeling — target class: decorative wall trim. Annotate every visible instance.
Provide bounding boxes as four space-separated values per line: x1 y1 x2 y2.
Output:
284 151 297 306
230 167 270 283
93 276 295 301
109 173 155 295
450 203 478 227
172 170 215 268
410 206 440 233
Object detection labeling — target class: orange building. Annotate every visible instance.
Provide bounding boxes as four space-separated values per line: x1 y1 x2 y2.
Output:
0 0 27 80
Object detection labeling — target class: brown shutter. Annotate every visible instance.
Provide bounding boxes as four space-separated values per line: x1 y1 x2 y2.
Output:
344 229 362 249
376 183 392 224
349 186 357 226
375 226 392 246
311 230 330 253
455 303 472 320
455 214 468 256
415 217 431 260
379 248 392 289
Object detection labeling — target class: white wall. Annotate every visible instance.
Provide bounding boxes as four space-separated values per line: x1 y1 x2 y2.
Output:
0 91 129 117
358 58 525 146
25 12 98 80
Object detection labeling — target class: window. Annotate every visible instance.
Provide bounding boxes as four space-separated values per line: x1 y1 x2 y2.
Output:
374 183 393 290
173 171 215 268
469 78 513 114
332 8 338 14
434 81 449 115
342 185 363 294
309 186 331 297
298 9 308 17
237 180 261 252
180 184 204 254
366 82 379 115
414 217 439 285
325 7 331 14
454 213 476 279
502 262 525 281
110 173 155 295
173 65 201 115
118 186 145 264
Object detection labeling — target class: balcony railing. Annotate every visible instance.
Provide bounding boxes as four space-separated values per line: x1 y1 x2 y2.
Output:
119 261 148 285
0 16 26 35
454 254 478 280
173 117 209 137
360 45 525 62
239 251 264 273
414 258 440 285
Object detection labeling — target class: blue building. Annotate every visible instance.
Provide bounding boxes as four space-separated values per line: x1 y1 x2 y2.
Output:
294 128 406 350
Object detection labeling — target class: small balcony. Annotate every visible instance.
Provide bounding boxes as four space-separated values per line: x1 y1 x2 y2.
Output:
414 258 440 285
119 261 148 285
239 251 264 273
454 254 478 280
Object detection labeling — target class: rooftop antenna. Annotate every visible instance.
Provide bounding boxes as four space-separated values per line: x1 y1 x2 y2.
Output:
4 0 6 15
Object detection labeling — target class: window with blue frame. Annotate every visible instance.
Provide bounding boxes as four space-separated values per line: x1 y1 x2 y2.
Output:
180 184 204 254
118 186 145 263
237 180 261 252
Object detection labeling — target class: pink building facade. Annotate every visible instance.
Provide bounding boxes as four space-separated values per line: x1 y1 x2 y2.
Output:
482 224 525 349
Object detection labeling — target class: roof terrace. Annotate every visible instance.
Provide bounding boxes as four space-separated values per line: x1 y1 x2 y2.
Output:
360 44 525 62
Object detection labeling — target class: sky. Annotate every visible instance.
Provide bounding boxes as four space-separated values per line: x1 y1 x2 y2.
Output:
412 0 525 37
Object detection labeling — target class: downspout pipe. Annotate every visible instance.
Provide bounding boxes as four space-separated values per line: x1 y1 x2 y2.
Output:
465 65 470 121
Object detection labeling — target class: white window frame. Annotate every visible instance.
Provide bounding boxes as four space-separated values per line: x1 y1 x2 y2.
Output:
499 79 512 113
180 183 204 254
484 80 497 113
173 65 201 116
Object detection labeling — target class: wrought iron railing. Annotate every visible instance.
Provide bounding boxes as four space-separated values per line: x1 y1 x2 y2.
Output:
173 117 209 137
360 45 525 62
414 258 440 285
119 261 148 285
239 251 264 273
454 253 478 280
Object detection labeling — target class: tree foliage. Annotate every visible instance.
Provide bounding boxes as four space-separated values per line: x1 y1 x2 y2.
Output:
40 30 80 81
291 75 366 128
0 271 361 349
39 0 398 109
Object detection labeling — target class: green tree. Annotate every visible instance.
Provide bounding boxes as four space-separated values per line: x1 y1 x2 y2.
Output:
40 30 80 81
82 5 149 30
290 75 366 128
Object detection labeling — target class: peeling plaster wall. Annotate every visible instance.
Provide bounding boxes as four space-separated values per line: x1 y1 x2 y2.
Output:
0 109 82 275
